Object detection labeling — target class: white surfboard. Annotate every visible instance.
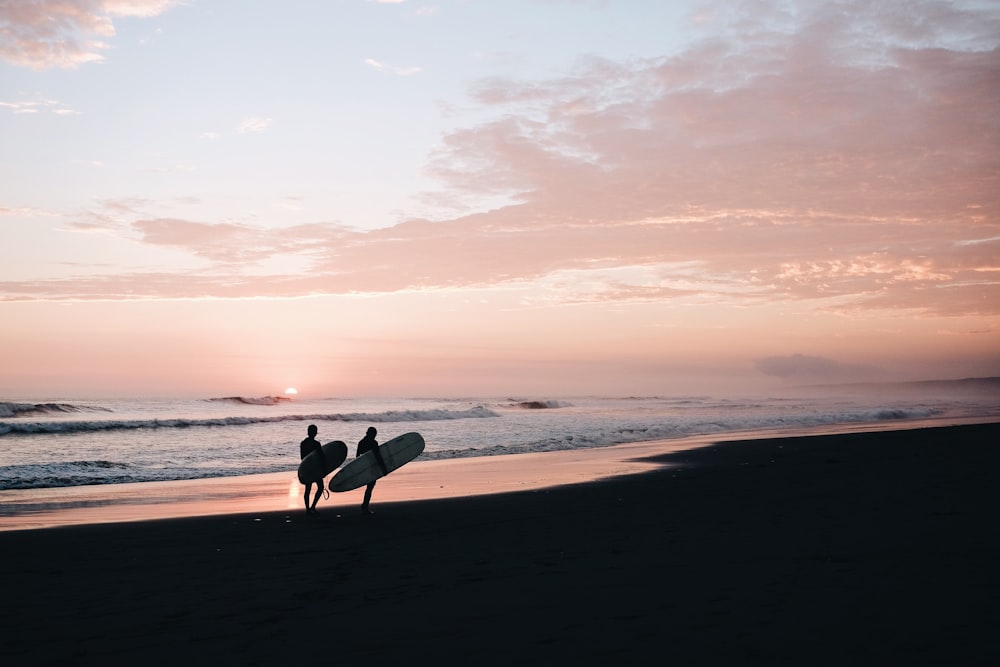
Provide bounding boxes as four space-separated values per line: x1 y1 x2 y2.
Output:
328 432 425 492
297 441 349 484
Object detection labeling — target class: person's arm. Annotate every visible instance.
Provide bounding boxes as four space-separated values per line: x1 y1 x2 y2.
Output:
316 442 327 471
371 442 388 475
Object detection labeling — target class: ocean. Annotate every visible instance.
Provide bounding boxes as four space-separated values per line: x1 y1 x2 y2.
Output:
2 378 998 492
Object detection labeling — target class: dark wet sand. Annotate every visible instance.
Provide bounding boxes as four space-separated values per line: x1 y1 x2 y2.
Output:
2 423 998 666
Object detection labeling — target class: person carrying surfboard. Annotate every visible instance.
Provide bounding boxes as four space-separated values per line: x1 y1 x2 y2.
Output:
358 426 388 514
300 424 327 514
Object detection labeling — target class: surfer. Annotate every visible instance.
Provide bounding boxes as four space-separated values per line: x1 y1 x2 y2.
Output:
358 426 388 514
300 424 326 514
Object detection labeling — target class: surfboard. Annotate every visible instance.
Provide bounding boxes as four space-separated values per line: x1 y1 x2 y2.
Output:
329 432 425 492
297 440 349 484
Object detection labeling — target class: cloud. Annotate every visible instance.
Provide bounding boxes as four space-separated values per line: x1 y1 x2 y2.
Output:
236 117 272 133
130 218 353 265
755 354 879 383
2 0 998 318
446 49 999 220
0 0 180 69
416 1 1000 312
133 219 260 261
365 57 423 76
0 206 57 217
755 354 843 378
1 97 80 115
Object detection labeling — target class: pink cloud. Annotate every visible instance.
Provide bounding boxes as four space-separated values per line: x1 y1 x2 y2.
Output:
5 204 996 320
131 219 355 264
0 0 179 69
755 353 879 382
2 0 998 322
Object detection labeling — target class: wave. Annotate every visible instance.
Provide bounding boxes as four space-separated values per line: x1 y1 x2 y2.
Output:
0 402 974 491
505 399 572 409
0 401 113 419
0 462 292 492
418 405 949 460
206 396 292 405
0 406 500 436
0 460 252 491
0 460 135 491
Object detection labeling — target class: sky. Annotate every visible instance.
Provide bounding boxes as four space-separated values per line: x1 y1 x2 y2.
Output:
1 0 999 399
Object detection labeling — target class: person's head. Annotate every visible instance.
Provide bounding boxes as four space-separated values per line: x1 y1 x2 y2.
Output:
366 426 377 437
307 424 318 437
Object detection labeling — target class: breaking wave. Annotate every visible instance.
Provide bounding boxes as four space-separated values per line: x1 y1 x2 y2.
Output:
207 396 292 405
415 405 947 460
0 406 500 436
0 402 112 419
505 399 572 409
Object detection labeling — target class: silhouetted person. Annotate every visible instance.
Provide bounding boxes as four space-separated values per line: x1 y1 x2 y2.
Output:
300 424 325 514
358 426 388 514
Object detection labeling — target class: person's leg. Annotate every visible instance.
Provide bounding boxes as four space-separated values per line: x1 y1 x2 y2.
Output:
362 481 376 513
311 485 322 511
303 483 312 511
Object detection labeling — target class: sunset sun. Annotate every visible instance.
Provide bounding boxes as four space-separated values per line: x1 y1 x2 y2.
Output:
284 387 298 396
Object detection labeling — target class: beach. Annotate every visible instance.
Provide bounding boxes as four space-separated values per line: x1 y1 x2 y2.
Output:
2 422 998 665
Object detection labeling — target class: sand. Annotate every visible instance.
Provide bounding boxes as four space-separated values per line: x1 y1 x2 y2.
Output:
2 422 998 666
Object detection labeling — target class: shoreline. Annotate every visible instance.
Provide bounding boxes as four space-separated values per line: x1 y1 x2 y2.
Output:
1 416 995 532
0 415 989 532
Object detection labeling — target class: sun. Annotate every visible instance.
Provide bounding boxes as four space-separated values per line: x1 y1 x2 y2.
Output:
284 387 298 395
